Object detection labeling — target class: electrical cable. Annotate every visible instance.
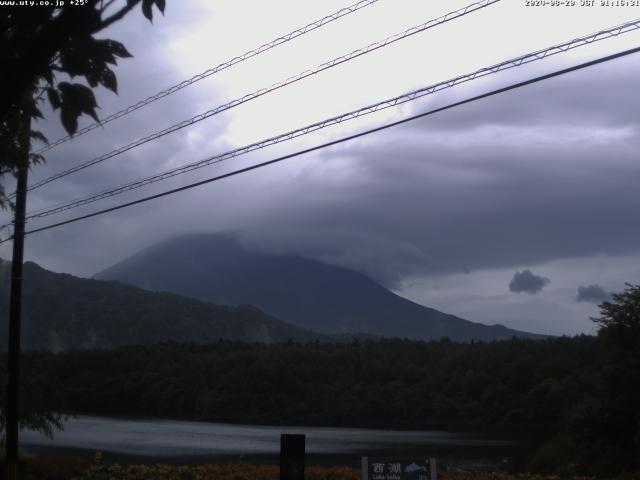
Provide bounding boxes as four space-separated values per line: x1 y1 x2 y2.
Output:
34 0 383 155
21 17 640 221
2 44 636 243
17 0 499 197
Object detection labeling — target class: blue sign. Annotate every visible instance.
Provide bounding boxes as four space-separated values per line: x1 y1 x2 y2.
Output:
361 457 436 480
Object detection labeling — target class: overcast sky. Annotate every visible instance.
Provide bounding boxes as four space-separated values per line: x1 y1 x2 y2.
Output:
2 0 640 335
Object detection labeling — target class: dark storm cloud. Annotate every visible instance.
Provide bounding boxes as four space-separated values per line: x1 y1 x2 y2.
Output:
576 284 611 303
405 55 640 132
236 103 640 287
509 270 550 294
4 18 640 287
233 57 640 285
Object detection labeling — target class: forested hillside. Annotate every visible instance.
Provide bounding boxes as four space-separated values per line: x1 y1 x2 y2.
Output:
0 260 332 350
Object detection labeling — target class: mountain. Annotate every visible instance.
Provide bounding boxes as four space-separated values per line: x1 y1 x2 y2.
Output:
0 260 333 351
95 234 543 341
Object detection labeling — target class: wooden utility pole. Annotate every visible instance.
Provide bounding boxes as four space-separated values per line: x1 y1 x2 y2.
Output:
5 113 30 480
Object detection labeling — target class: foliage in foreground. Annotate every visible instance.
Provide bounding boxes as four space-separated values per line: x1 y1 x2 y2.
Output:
72 463 359 480
1 0 167 208
27 459 356 480
14 452 640 478
45 462 640 480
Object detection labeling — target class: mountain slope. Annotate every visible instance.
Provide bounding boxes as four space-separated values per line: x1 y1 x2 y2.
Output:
0 260 331 351
95 234 543 341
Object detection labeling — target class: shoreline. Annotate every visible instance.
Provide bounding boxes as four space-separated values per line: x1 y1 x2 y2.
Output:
22 442 524 471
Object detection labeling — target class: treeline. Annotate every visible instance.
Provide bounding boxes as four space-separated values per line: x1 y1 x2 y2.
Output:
15 337 599 431
5 331 639 474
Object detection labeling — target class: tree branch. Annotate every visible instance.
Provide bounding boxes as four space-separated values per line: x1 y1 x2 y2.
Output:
96 0 141 32
99 0 118 14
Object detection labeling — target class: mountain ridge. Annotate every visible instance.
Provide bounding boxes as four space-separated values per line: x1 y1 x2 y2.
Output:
0 259 338 351
95 233 544 341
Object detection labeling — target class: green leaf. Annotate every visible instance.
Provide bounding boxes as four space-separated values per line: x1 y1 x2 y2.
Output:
59 37 118 80
47 88 61 110
30 130 48 145
58 82 101 134
60 107 78 136
85 108 100 123
29 152 46 165
59 82 97 108
41 69 55 86
57 81 73 92
85 67 100 88
142 0 153 21
58 42 87 77
106 40 133 59
75 89 100 123
93 39 117 65
155 0 165 14
72 83 97 107
100 69 118 94
30 104 44 120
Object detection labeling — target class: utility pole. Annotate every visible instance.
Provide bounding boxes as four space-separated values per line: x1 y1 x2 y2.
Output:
5 112 30 480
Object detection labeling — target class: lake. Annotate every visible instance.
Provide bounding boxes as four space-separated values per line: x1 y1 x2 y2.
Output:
22 415 521 469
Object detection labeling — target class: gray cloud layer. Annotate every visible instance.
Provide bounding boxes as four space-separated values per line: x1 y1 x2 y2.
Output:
3 21 640 292
509 270 550 294
576 284 611 304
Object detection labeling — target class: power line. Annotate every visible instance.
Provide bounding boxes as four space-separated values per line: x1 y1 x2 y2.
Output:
19 0 499 197
5 44 638 243
33 0 382 155
22 18 640 221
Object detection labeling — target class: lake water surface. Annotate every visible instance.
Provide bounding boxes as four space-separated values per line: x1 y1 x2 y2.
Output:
22 416 519 468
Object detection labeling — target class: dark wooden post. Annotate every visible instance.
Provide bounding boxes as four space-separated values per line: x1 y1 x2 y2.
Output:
5 112 30 480
280 433 305 480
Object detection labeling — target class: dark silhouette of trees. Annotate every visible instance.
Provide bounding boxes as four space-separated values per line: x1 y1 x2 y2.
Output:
6 337 602 433
580 284 640 473
0 0 166 208
539 284 640 475
5 327 637 474
0 0 167 445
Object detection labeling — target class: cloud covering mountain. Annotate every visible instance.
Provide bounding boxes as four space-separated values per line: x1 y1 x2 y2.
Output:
1 1 639 335
94 234 544 341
